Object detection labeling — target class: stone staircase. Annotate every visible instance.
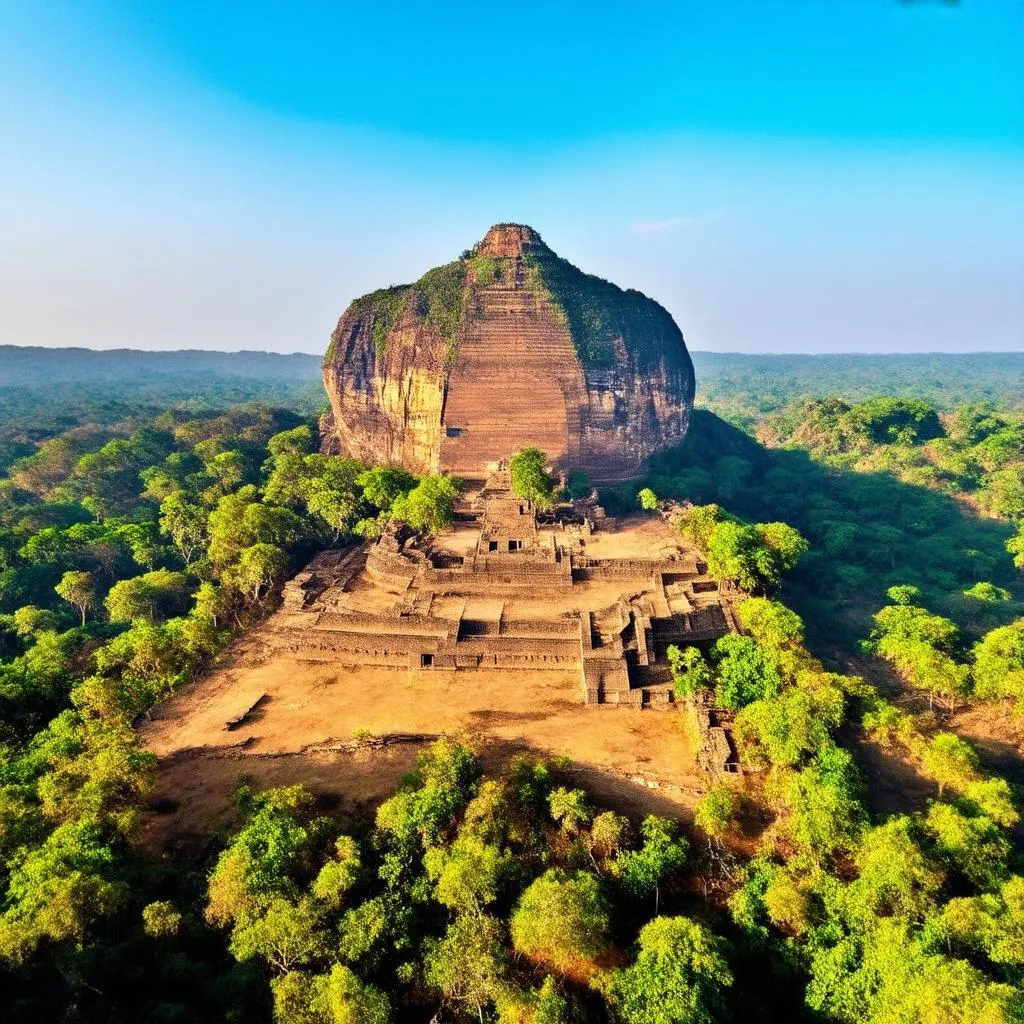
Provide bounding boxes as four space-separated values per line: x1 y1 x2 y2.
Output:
440 266 586 476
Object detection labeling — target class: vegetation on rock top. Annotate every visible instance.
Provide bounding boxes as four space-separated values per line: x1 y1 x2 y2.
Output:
522 245 680 369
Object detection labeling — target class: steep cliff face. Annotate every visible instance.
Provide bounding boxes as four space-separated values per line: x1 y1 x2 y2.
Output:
322 224 695 481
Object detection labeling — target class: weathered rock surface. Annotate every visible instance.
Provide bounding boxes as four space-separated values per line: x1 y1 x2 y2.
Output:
322 224 695 481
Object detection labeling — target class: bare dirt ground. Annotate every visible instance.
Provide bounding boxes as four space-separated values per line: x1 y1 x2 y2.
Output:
138 513 719 851
140 648 706 853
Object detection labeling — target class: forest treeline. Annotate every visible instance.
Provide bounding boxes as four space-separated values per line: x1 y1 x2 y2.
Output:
0 350 1022 1021
693 352 1024 429
4 346 1022 471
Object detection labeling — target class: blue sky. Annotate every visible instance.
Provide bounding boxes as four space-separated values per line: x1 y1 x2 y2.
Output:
1 0 1021 354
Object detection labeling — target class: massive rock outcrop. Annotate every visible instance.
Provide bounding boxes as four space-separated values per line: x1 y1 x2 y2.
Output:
322 224 695 481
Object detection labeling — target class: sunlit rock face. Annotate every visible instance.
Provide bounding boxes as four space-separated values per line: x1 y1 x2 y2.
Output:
322 224 695 482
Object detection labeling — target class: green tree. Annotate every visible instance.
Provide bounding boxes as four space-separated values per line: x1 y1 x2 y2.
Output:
307 964 391 1024
424 833 512 915
734 681 844 769
923 801 1010 890
548 787 592 835
229 896 328 974
679 504 724 553
776 743 865 865
510 869 610 972
54 569 95 626
694 786 736 845
972 621 1024 712
609 916 733 1024
425 914 509 1021
666 645 713 700
617 816 688 913
510 448 555 509
158 491 208 565
307 836 361 911
0 818 127 962
224 543 288 603
1007 525 1024 571
357 466 417 513
845 816 944 925
142 900 182 937
390 476 461 534
921 733 981 797
564 468 590 500
807 919 1020 1024
710 634 784 710
637 487 659 512
104 569 190 623
304 456 365 541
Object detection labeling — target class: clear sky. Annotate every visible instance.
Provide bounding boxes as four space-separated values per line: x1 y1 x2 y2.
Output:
1 0 1021 354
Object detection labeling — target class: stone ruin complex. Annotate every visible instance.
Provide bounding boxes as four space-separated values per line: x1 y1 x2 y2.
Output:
276 472 738 737
303 225 741 773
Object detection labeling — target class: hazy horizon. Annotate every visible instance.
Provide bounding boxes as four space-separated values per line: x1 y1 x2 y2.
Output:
2 1 1022 356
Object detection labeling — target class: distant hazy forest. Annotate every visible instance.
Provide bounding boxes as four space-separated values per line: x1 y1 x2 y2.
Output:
3 347 1022 451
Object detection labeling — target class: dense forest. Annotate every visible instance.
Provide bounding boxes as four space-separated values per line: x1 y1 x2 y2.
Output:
0 347 1022 1022
4 347 1022 471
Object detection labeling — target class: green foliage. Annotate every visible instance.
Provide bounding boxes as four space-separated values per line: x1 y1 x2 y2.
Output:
972 620 1024 711
356 466 416 513
547 786 592 835
416 259 468 357
775 742 865 864
637 487 658 511
666 645 713 699
522 246 680 368
887 584 922 606
510 448 556 510
424 914 509 1019
682 505 808 592
223 543 288 602
694 786 737 843
375 738 481 856
609 916 733 1024
390 475 461 533
807 918 1022 1024
921 732 981 797
54 569 95 626
357 285 412 356
964 581 1012 602
424 832 512 914
1008 524 1024 570
563 468 591 500
305 963 391 1024
468 254 499 285
846 816 945 924
710 634 784 710
104 568 190 623
616 816 688 911
923 801 1010 890
141 899 182 937
871 597 972 707
735 678 844 769
510 869 610 972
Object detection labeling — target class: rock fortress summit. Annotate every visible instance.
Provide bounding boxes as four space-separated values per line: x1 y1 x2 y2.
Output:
322 223 695 482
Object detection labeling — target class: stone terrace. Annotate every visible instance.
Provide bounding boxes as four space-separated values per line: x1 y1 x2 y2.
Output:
270 474 738 710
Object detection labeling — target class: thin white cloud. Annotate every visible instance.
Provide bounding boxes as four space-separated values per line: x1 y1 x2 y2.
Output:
630 208 739 235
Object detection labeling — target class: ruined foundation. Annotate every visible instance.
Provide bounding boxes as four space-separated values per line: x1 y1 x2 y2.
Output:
272 472 739 721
